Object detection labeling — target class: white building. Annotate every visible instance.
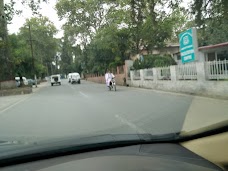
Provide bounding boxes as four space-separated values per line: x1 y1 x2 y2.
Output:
173 42 228 64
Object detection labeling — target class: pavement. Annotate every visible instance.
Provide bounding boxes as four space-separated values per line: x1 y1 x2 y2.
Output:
0 79 227 143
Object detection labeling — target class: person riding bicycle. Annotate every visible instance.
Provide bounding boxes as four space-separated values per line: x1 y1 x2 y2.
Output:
105 70 115 88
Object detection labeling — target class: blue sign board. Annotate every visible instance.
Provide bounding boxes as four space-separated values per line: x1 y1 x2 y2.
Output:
179 28 198 63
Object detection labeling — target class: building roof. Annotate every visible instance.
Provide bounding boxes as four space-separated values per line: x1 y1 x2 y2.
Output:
198 42 228 51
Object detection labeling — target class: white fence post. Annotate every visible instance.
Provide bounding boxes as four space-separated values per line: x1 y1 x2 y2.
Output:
152 68 158 81
170 65 177 81
205 60 228 80
130 70 134 81
140 69 144 81
196 62 206 82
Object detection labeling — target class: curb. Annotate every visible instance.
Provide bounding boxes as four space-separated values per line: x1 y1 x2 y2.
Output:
86 80 228 101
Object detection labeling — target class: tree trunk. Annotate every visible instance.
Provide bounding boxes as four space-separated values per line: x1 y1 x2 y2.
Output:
148 0 156 26
0 0 12 81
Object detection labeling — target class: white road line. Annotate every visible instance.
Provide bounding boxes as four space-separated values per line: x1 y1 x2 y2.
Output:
0 96 31 115
79 91 89 98
68 84 88 98
115 114 146 134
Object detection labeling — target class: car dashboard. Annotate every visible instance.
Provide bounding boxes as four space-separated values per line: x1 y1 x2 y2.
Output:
0 143 223 171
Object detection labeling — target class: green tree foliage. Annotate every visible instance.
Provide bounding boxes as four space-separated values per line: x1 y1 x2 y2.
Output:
9 16 58 78
56 0 121 74
132 55 176 70
0 0 49 80
59 33 73 75
8 34 32 78
56 0 117 46
59 32 84 75
56 0 184 74
191 0 227 25
190 0 228 45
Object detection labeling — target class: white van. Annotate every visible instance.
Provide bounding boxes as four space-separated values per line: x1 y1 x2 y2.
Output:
71 73 81 84
51 74 61 86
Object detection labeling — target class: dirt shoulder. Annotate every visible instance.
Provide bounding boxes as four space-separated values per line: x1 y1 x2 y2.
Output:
0 87 32 97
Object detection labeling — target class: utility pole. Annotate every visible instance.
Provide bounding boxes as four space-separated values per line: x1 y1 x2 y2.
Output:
50 62 53 75
28 22 37 87
55 55 58 73
46 63 49 76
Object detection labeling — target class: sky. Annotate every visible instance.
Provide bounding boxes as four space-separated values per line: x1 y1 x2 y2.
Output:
5 0 64 38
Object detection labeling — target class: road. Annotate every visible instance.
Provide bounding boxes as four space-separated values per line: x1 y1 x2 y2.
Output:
0 80 227 143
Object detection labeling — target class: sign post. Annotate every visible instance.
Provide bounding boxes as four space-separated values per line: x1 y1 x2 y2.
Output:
179 28 198 64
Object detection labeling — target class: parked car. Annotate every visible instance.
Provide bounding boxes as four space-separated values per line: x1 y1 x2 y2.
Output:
15 80 20 87
15 77 28 86
27 79 35 86
51 74 61 86
71 73 81 84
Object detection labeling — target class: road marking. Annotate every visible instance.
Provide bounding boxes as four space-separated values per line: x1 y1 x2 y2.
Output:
79 91 89 98
67 84 88 98
0 95 31 115
115 114 146 134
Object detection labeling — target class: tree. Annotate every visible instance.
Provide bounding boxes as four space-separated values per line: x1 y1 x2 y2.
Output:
84 24 131 74
0 0 50 80
56 0 120 72
191 0 227 26
55 0 187 74
9 16 58 78
59 32 74 75
56 0 116 45
113 0 184 52
8 34 32 78
191 0 228 45
0 0 12 81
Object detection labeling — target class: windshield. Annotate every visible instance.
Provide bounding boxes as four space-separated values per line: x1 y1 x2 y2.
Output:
0 0 227 151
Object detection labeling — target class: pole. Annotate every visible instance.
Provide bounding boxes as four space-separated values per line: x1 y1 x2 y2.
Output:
46 63 49 76
50 62 53 75
28 22 37 87
55 55 58 73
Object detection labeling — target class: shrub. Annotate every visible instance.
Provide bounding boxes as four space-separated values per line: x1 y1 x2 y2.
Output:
132 54 176 70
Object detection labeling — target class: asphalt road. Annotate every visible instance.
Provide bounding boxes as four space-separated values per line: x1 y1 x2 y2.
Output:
0 80 227 143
